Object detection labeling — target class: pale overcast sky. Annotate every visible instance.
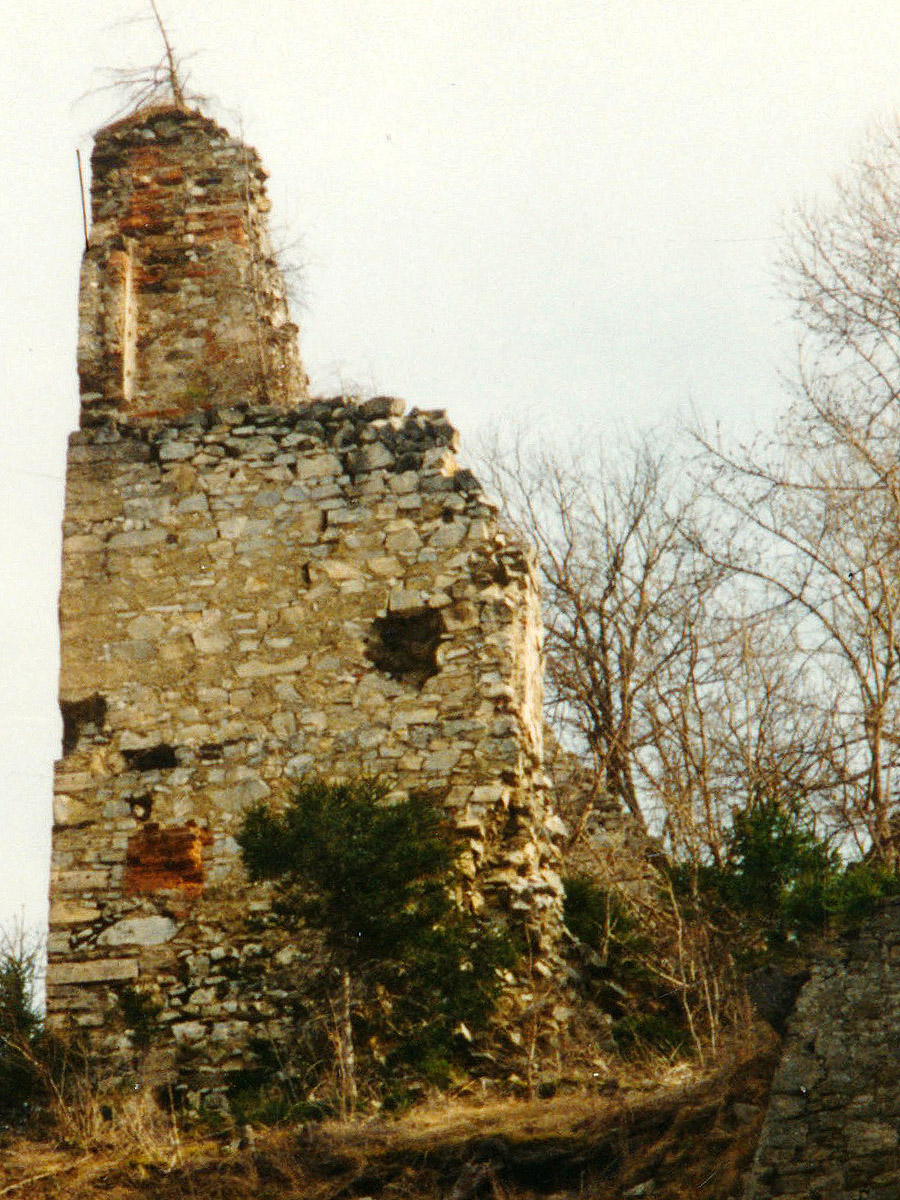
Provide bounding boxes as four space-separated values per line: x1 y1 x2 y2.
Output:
3 0 900 936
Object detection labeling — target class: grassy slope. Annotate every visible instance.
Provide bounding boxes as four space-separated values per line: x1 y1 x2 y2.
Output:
0 1033 778 1200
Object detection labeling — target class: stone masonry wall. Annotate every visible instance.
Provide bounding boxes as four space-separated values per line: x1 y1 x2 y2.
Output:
745 902 900 1199
47 395 567 1099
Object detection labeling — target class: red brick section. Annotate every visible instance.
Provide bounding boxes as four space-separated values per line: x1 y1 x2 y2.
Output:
124 821 213 896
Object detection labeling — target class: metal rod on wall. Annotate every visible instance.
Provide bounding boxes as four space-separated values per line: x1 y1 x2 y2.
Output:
76 149 89 251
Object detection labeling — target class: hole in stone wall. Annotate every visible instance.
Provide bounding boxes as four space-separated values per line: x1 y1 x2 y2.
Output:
60 694 108 756
122 744 178 772
477 558 512 587
368 609 444 687
128 794 154 822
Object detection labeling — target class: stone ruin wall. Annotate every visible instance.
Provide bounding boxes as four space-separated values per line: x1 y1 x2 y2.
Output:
46 105 568 1101
48 398 566 1097
745 902 900 1199
53 94 900 1161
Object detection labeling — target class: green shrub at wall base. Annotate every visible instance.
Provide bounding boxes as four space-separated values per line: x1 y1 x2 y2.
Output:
238 778 519 1088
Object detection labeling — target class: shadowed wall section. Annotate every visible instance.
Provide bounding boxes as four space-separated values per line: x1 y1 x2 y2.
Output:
745 902 900 1198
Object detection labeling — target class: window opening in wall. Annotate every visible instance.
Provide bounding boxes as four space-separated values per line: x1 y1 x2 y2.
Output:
368 608 444 687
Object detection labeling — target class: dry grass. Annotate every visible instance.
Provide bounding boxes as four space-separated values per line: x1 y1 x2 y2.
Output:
0 1027 779 1200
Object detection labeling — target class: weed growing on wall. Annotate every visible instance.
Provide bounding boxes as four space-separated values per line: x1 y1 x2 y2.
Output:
116 987 163 1053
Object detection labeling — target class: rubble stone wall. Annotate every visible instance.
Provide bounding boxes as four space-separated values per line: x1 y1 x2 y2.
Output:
47 395 566 1097
745 901 900 1199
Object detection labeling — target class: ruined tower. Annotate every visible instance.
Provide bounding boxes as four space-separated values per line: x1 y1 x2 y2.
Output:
77 105 306 418
47 104 565 1102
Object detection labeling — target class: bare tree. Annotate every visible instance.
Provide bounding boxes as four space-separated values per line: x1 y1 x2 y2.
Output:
694 118 900 862
697 417 900 857
782 118 900 411
149 0 186 108
483 127 900 869
485 432 847 868
488 437 738 856
487 439 705 834
640 604 841 865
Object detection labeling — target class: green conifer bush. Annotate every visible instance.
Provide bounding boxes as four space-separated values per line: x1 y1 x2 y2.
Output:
238 778 517 1107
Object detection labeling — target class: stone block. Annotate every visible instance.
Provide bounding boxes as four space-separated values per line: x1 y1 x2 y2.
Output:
108 528 167 549
172 1020 205 1044
319 560 363 581
158 441 196 461
51 958 138 985
848 1120 899 1151
127 614 165 639
218 516 268 539
349 443 394 473
192 629 230 654
49 902 101 925
208 779 271 808
64 534 104 553
210 1019 249 1042
388 588 425 612
235 655 309 679
359 396 405 419
97 916 178 946
430 522 467 548
385 527 423 554
295 453 342 480
54 771 95 793
423 749 461 772
52 869 110 890
53 795 96 826
367 555 402 577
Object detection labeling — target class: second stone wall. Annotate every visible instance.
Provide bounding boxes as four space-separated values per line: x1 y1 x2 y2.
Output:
745 901 900 1199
